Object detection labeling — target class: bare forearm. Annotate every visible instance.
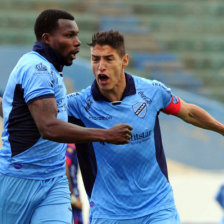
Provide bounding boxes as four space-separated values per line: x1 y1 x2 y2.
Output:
29 97 132 144
41 119 107 143
180 104 224 135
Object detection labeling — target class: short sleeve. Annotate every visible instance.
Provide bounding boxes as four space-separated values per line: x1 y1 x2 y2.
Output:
151 80 181 115
22 62 55 104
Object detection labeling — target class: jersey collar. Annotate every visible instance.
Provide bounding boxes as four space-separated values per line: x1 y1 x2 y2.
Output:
32 42 64 72
91 73 136 102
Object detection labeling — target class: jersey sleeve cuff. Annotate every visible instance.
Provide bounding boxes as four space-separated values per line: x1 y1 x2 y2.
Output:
27 94 55 105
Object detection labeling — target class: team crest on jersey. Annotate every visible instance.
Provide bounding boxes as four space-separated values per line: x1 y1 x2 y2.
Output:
35 63 47 71
132 102 147 118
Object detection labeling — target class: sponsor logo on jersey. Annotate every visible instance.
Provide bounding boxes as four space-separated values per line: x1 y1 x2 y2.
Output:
132 102 147 118
130 129 151 144
138 91 152 105
89 115 112 120
35 63 47 71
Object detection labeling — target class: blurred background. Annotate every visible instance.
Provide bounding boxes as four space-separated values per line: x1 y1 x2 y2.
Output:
1 0 224 223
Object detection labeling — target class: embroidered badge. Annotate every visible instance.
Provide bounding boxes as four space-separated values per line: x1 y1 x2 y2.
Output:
35 63 47 71
132 102 147 118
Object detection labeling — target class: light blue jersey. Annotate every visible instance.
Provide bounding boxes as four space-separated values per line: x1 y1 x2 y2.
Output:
0 51 68 180
67 73 181 220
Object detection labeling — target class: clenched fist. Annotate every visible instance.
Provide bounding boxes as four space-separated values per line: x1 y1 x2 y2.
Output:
105 123 133 144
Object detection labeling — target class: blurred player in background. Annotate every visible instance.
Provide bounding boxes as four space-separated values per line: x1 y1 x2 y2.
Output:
216 182 224 224
67 30 224 224
66 143 83 224
0 11 132 224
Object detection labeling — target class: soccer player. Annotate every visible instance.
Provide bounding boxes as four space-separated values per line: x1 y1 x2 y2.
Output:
67 30 224 224
65 143 83 224
0 11 132 224
216 182 224 224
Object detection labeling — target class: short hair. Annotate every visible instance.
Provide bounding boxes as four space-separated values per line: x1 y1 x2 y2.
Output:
34 9 74 41
88 30 126 57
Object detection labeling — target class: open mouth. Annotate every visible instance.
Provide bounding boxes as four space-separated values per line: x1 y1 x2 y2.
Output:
98 74 109 81
71 50 79 59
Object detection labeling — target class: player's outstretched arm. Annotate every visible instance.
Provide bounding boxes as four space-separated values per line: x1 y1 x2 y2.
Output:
28 97 132 144
0 97 2 118
176 98 224 135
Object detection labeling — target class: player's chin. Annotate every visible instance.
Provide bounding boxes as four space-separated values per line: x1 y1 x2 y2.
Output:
98 84 110 92
64 59 73 66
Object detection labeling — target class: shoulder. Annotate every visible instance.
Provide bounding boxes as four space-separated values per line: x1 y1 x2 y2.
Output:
150 80 171 92
19 51 52 73
67 86 92 104
132 75 167 91
132 75 172 102
67 87 92 118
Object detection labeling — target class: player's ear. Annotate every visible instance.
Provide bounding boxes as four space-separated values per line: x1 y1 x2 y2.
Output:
122 54 129 68
41 33 51 44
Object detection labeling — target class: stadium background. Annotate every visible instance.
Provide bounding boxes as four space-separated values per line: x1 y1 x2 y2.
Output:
0 0 224 223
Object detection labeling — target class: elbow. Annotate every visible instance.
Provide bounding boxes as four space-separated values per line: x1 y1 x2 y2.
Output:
38 125 56 140
36 117 60 141
40 131 51 140
39 127 51 140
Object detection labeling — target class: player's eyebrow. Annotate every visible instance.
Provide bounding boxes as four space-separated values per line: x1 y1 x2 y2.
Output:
104 55 114 59
91 55 100 60
91 54 114 57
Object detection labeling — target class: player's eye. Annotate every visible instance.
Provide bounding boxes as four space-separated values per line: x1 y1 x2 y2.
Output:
65 33 73 38
92 56 100 62
105 56 113 61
